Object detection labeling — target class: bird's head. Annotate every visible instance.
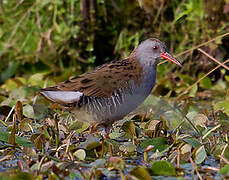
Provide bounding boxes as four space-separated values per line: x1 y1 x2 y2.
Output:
135 38 182 67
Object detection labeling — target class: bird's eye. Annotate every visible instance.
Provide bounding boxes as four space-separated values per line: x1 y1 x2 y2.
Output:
153 45 158 50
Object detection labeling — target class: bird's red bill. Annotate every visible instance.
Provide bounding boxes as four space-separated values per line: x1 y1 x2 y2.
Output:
161 52 182 66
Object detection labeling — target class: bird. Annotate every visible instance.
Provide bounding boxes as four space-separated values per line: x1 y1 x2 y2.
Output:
39 38 182 134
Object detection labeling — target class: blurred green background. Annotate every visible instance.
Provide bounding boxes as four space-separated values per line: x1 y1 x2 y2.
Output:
1 1 229 178
0 0 228 99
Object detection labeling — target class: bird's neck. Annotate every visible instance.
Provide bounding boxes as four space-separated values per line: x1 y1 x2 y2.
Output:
128 49 158 91
142 64 157 87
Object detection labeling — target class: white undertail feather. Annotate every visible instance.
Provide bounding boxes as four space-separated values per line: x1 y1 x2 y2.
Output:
40 91 83 104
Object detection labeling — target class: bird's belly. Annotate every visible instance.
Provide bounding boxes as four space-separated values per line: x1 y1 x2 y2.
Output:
107 92 148 120
77 81 155 124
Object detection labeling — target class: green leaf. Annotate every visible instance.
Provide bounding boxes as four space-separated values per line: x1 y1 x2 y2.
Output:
178 74 193 84
12 172 34 180
0 131 33 147
0 61 19 83
149 160 176 176
223 146 229 160
28 73 44 86
130 166 152 180
140 137 169 152
219 164 229 175
214 99 229 116
225 75 229 82
189 84 198 97
198 73 212 89
183 138 201 148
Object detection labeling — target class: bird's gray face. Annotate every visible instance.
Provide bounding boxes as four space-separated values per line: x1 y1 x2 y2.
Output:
136 38 182 67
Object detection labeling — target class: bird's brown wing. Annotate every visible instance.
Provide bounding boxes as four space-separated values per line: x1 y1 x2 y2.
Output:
40 53 143 103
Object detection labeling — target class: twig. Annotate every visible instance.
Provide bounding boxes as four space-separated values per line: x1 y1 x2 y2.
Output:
14 0 24 9
5 105 15 122
218 155 229 164
5 3 36 48
202 124 221 139
176 58 229 100
175 32 229 58
198 48 229 71
37 155 47 175
158 32 229 66
153 1 163 24
173 106 202 136
158 60 169 66
110 0 121 12
189 156 202 180
75 56 89 64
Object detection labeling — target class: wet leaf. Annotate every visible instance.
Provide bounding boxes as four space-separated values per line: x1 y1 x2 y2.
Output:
23 104 35 118
18 118 32 132
90 158 106 168
73 149 86 160
194 145 207 164
109 128 124 139
145 120 160 130
33 104 54 119
180 144 192 162
85 141 101 151
119 142 136 153
23 147 37 157
130 166 152 180
223 146 229 160
212 80 226 91
121 121 136 137
9 87 27 101
193 114 208 128
0 131 33 147
109 156 125 170
69 121 90 133
149 160 176 176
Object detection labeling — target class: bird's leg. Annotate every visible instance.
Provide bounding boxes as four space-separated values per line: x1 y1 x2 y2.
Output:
89 122 111 139
103 123 112 139
89 122 100 134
